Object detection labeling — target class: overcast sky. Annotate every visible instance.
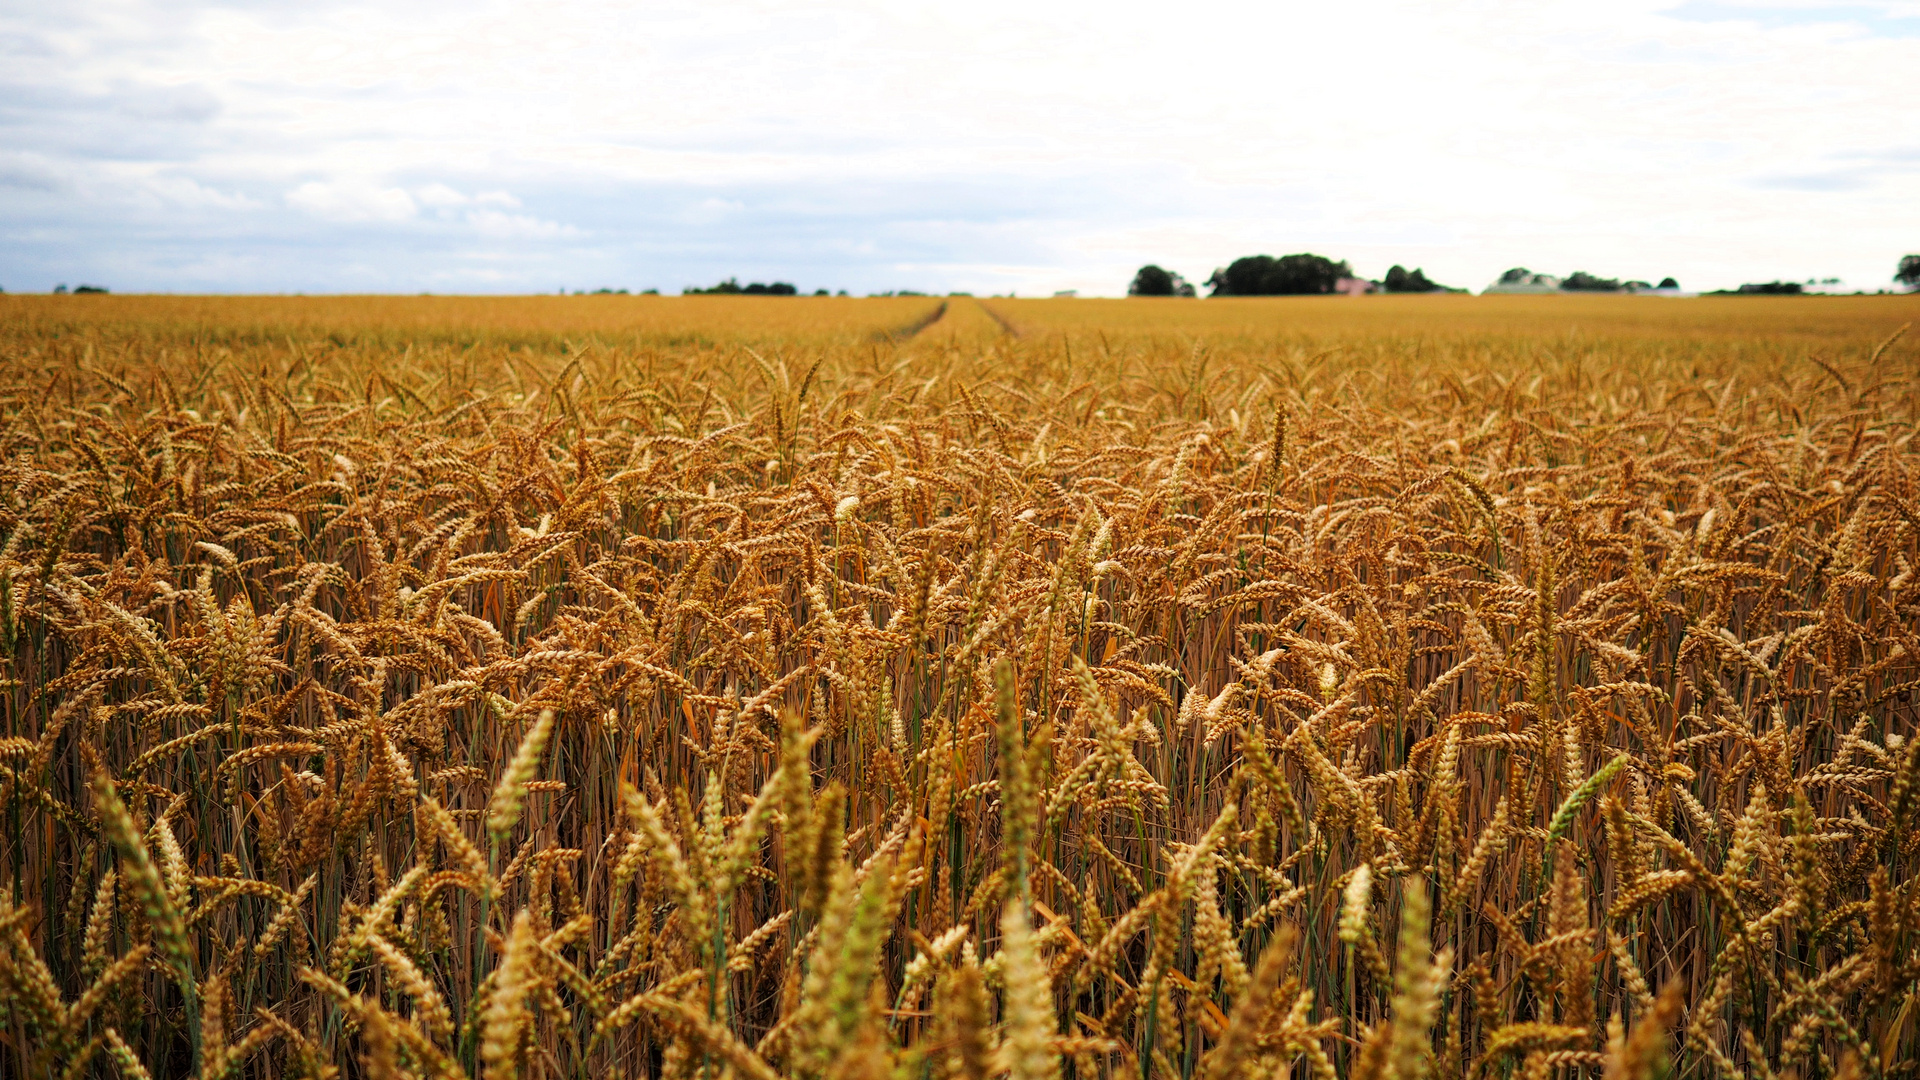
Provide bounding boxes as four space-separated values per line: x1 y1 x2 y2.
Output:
1 0 1915 296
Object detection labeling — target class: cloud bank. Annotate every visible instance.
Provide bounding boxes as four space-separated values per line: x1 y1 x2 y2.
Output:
1 0 1915 296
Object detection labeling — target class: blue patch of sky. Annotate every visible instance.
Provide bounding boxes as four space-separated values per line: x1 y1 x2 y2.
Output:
1662 2 1920 37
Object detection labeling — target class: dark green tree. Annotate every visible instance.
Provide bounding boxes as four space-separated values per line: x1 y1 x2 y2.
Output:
1206 253 1350 296
1658 277 1679 290
1897 254 1920 289
1129 265 1174 295
1383 265 1443 293
1561 271 1621 292
1129 265 1195 297
1262 253 1351 295
1206 255 1272 296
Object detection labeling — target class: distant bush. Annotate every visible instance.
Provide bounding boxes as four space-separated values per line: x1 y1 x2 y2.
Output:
1713 281 1805 295
73 285 109 294
1206 253 1352 296
1898 255 1920 290
1128 265 1196 297
1659 277 1679 290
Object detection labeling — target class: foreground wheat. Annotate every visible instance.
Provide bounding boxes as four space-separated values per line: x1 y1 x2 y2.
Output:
0 302 1916 1080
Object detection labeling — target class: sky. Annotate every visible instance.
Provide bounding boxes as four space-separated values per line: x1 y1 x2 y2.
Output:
1 0 1916 297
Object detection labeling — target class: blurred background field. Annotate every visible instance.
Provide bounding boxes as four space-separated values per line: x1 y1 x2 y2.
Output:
9 292 1915 370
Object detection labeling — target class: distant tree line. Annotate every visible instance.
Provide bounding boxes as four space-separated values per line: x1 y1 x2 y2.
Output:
1129 254 1462 297
685 278 800 295
1494 269 1681 293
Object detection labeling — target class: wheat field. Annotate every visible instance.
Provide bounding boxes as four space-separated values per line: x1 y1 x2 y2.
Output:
1 292 1917 1080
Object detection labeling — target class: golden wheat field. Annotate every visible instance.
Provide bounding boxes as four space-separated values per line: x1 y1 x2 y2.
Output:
1 292 1919 1080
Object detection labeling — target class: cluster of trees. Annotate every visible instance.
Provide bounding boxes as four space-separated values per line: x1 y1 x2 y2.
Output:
1126 265 1197 296
1131 254 1462 297
49 284 109 294
1208 254 1353 296
1562 271 1624 292
1496 269 1681 292
684 278 804 295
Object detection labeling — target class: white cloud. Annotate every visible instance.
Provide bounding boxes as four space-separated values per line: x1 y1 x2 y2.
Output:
414 182 470 208
465 209 580 239
681 198 744 225
2 0 1916 293
137 173 258 211
415 184 522 209
286 179 417 223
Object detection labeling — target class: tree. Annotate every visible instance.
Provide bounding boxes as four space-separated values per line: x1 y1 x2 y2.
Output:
1498 268 1534 285
1129 265 1195 297
1383 265 1444 293
1898 254 1920 290
1206 253 1351 296
1658 277 1679 290
1264 253 1351 295
1561 271 1621 292
1206 256 1272 297
1129 265 1173 296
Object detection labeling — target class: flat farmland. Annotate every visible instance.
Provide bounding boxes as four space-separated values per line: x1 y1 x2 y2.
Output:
0 292 1917 1080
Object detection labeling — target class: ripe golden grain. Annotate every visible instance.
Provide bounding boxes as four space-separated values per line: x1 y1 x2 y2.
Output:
0 294 1915 1079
